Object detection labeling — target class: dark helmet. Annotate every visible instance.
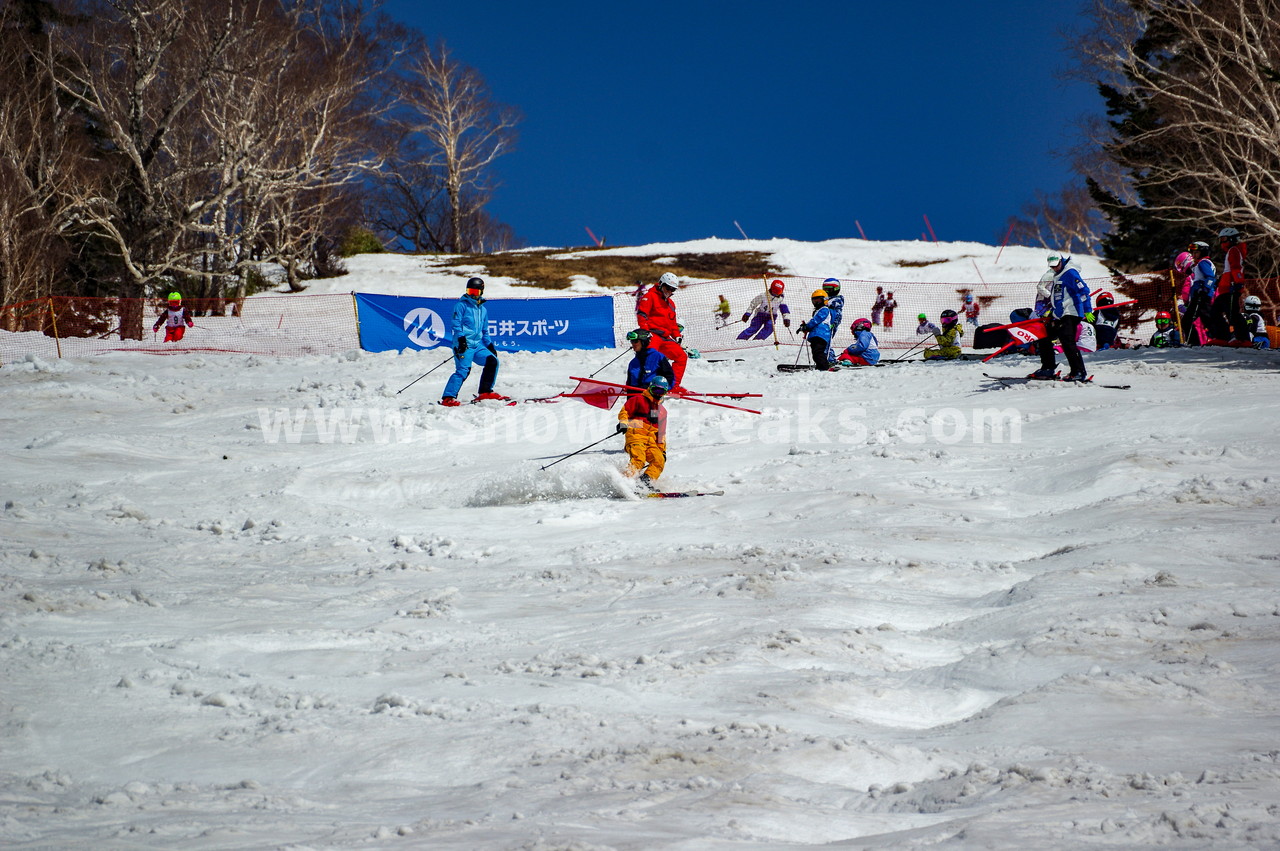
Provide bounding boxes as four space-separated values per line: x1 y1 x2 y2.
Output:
1190 240 1210 255
940 309 959 327
648 375 670 396
1009 307 1032 323
1096 291 1115 306
466 277 485 294
626 328 651 346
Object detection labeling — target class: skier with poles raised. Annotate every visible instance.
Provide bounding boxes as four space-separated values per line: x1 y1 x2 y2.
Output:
441 277 508 406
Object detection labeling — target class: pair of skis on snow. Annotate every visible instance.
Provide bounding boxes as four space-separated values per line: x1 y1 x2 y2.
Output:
982 372 1131 390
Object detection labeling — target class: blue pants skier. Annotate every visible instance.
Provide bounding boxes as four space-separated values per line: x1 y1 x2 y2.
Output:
442 345 499 400
736 314 776 340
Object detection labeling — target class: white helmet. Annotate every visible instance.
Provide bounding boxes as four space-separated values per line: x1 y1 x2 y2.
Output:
658 272 679 290
1047 253 1068 269
1218 227 1241 239
1244 295 1261 311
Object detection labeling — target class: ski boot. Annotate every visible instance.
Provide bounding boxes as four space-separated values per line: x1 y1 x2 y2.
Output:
1027 367 1057 380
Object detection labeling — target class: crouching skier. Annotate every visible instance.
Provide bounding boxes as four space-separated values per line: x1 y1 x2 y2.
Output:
441 277 508 406
617 375 669 492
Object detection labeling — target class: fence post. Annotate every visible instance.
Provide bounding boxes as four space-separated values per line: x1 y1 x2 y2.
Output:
47 298 62 359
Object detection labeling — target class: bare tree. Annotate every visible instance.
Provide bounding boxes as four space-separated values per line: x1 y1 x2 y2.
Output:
1005 184 1108 255
1080 0 1280 274
399 41 519 252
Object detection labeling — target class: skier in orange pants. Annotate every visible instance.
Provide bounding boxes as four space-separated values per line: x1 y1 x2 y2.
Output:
617 375 669 491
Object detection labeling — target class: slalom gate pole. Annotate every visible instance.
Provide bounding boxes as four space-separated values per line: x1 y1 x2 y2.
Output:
539 432 620 471
397 354 453 394
588 348 628 378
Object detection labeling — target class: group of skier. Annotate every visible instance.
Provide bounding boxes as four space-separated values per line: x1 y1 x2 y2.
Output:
1162 228 1270 349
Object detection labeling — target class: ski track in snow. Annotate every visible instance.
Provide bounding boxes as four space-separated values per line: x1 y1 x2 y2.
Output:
4 282 1280 847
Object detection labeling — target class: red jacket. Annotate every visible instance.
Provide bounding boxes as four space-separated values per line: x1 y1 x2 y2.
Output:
635 287 680 340
619 390 667 442
1221 242 1247 293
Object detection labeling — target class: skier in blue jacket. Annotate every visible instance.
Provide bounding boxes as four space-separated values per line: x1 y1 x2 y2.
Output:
822 278 845 337
800 289 836 370
836 317 880 366
1031 254 1094 381
1184 241 1217 346
441 277 507 405
624 328 675 389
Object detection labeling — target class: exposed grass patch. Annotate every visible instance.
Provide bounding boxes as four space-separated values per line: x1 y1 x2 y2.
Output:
896 258 948 268
448 248 782 290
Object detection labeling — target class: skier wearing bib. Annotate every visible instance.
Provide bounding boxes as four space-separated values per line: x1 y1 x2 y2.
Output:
1031 253 1093 380
152 292 194 342
799 289 836 370
624 328 675 389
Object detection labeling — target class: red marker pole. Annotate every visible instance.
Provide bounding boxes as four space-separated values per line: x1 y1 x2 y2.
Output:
923 214 938 242
584 226 602 247
855 220 867 240
994 223 1014 265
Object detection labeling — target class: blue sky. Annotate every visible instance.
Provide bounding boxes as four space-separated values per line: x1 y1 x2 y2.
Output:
380 1 1097 249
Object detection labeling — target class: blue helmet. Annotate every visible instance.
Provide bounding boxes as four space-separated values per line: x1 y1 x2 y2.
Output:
648 375 670 396
822 277 841 296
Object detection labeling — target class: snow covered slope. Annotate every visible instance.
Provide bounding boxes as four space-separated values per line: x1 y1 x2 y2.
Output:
2 239 1279 849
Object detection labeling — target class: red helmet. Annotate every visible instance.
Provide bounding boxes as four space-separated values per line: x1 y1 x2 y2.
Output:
769 280 785 296
1096 291 1114 306
851 318 872 333
1155 310 1172 324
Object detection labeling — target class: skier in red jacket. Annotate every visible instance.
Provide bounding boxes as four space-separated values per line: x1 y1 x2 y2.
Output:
635 272 688 389
152 292 194 342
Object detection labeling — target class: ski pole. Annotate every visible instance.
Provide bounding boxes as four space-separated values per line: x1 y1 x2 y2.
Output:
889 337 928 362
539 431 620 471
397 354 453 394
588 348 629 378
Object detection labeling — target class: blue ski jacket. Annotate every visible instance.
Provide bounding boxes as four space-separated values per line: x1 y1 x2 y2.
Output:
451 294 493 350
825 294 845 334
1050 267 1093 319
801 306 834 342
1189 258 1217 301
843 329 880 364
626 347 675 389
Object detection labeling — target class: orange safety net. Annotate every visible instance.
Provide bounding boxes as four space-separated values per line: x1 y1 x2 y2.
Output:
0 294 359 361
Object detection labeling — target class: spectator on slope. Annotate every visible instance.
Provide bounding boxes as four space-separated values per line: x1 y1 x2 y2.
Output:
1211 227 1250 343
441 277 508 406
1243 295 1270 349
1149 310 1182 348
870 286 886 326
1030 253 1093 381
883 291 898 329
616 375 670 492
1184 241 1217 347
799 289 836 370
835 318 880 366
624 328 675 389
737 279 791 340
152 292 195 343
635 272 689 390
922 309 964 360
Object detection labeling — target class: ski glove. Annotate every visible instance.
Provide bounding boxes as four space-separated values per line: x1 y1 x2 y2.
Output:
1084 312 1096 323
615 422 631 433
741 313 750 323
454 338 468 355
686 347 701 359
783 318 791 327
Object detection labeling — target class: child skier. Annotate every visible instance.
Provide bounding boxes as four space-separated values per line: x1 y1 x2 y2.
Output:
870 286 886 325
799 289 836 370
915 313 940 337
616 375 670 491
152 292 194 342
962 293 981 326
624 328 676 389
737 280 791 340
441 277 507 406
923 309 964 360
1149 311 1182 348
1243 295 1270 349
714 295 731 328
1093 291 1121 350
1184 241 1216 347
822 278 845 335
883 292 897 329
836 318 880 366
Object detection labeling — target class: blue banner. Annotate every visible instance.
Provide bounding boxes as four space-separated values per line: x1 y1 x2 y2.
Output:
354 293 616 353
